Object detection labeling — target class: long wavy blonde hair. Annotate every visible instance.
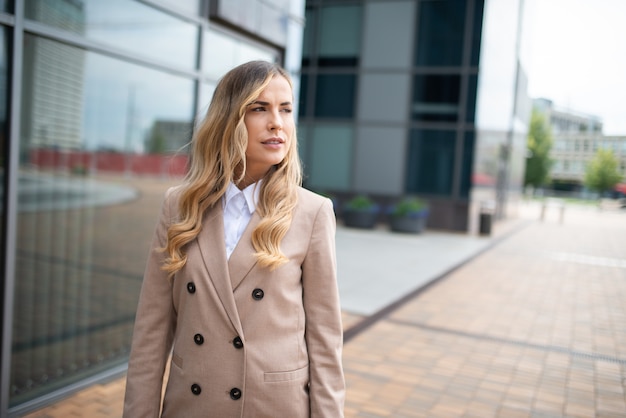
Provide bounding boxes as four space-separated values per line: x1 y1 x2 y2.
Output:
162 61 302 275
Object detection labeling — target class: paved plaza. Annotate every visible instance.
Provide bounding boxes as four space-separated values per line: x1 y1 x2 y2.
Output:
20 201 626 417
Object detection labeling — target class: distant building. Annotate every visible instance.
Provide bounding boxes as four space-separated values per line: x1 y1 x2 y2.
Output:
21 1 86 154
534 98 626 190
145 119 194 154
299 0 533 232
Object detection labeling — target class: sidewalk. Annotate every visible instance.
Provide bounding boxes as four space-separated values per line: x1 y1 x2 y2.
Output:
22 201 626 417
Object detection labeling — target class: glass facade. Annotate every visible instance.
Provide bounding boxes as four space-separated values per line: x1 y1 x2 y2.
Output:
25 0 199 70
1 0 304 413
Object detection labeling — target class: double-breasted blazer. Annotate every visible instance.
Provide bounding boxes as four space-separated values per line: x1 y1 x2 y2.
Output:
123 186 345 417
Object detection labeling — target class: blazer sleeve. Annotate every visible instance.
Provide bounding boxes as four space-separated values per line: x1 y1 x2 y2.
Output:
302 198 346 417
123 188 177 418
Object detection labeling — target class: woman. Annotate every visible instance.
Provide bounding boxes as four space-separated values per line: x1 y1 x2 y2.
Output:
123 61 345 417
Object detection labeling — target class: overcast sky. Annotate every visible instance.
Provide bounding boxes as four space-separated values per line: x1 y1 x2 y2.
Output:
526 0 626 135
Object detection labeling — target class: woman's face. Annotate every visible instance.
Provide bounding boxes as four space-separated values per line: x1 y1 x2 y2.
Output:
243 75 294 183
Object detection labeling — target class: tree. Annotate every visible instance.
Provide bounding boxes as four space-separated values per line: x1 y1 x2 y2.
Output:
584 148 623 196
524 109 553 189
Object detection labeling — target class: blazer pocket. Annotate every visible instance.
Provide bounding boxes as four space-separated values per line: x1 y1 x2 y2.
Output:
264 365 309 383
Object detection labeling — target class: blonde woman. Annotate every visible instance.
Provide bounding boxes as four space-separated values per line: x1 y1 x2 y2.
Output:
123 61 345 417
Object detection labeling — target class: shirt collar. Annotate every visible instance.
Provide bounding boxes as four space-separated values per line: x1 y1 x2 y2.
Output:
224 181 261 214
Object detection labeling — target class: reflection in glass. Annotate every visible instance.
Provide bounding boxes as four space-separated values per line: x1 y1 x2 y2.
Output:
11 34 194 406
158 0 201 15
25 0 198 70
203 28 277 80
213 0 290 47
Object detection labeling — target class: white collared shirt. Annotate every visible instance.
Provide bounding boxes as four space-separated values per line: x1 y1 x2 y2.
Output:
223 181 261 259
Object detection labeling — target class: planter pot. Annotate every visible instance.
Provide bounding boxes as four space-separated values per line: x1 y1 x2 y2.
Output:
389 216 426 233
343 210 378 229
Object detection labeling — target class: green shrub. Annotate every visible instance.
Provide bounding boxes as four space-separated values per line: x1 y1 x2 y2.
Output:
391 197 428 218
345 195 378 212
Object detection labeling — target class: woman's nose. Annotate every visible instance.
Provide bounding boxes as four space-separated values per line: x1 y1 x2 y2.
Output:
269 112 283 131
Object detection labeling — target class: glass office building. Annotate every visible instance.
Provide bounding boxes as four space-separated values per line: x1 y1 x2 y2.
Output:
299 0 532 231
0 0 305 415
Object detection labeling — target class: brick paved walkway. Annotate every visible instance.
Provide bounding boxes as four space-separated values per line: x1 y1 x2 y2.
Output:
21 203 626 417
343 205 626 417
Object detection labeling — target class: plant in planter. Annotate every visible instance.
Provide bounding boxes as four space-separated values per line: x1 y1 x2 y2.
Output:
342 195 380 229
388 196 429 233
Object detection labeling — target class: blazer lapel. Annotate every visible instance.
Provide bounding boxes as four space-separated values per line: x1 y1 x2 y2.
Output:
196 203 243 335
228 212 260 291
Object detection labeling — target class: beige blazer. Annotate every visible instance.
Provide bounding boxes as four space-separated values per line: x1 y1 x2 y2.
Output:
123 186 345 418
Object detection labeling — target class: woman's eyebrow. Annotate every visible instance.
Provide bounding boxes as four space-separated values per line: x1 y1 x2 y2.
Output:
249 100 292 106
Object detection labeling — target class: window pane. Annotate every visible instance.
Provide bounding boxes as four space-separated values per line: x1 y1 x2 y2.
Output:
11 34 194 406
415 0 466 66
158 0 201 15
25 0 199 70
298 73 309 117
308 125 352 191
197 82 217 120
212 0 290 46
318 5 361 66
203 28 278 80
412 74 460 122
315 74 356 118
406 129 456 196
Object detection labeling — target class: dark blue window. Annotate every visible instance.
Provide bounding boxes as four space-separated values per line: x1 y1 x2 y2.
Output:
412 75 461 122
460 132 475 198
415 0 467 66
471 0 485 66
298 73 309 117
314 74 356 118
466 75 478 123
406 129 456 196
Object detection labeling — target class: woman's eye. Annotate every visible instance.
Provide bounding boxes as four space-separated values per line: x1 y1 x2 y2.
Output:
281 108 293 113
251 107 265 112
